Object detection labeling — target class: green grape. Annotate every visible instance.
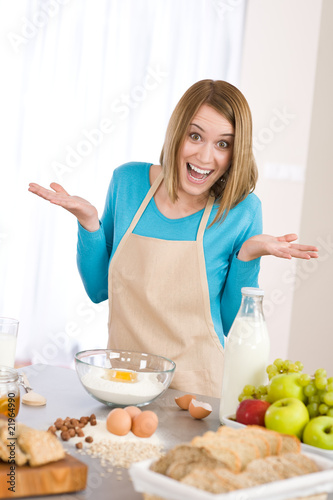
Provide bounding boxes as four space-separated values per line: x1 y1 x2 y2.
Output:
243 385 256 396
327 408 333 417
283 360 291 371
273 358 284 371
257 385 268 395
318 390 327 403
314 368 327 379
260 395 269 402
323 391 333 407
319 403 329 415
315 377 328 391
299 373 312 387
303 382 317 398
326 382 333 392
307 402 319 418
295 361 304 372
266 365 278 379
238 394 248 402
308 394 321 404
327 377 333 385
288 363 299 373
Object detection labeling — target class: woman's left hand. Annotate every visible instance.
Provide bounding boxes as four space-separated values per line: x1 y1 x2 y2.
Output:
238 233 319 262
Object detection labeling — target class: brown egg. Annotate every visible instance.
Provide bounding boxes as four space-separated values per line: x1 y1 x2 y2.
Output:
188 399 212 419
174 394 196 410
106 408 132 436
131 411 158 438
124 405 142 420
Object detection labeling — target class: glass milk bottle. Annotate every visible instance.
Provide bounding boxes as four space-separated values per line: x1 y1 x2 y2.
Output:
219 287 270 421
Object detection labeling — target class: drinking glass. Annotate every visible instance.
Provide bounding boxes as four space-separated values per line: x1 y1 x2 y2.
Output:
0 318 19 368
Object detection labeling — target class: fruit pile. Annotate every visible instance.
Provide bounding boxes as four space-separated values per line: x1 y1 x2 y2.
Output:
235 358 333 450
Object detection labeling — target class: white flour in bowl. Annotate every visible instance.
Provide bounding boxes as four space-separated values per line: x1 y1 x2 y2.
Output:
80 367 165 405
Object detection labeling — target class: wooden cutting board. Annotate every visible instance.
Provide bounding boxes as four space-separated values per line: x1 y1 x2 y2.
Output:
0 454 87 498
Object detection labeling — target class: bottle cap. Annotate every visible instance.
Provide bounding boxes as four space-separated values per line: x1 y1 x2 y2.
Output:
241 287 264 296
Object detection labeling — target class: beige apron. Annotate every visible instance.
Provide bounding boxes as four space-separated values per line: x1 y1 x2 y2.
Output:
107 171 224 397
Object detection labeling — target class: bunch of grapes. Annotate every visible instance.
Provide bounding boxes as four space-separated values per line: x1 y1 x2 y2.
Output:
301 369 333 418
266 358 304 380
238 384 268 402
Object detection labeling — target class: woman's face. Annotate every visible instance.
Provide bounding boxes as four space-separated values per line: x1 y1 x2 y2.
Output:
177 104 234 202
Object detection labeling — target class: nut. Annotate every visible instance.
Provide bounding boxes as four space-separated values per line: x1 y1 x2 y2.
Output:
90 419 97 426
85 436 93 443
60 431 70 441
68 428 76 438
76 442 83 449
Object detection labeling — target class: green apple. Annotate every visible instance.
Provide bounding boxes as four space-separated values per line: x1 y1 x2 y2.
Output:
267 373 306 403
264 397 309 439
302 416 333 450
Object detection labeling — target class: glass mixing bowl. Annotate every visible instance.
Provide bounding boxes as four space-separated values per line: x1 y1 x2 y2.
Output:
75 349 176 407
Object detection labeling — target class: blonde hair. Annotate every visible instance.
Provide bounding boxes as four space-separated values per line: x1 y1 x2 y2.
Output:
159 80 258 224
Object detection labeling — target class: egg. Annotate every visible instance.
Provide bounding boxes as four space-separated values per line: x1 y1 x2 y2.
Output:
124 405 142 420
188 399 212 419
131 410 158 438
174 394 196 410
106 408 132 436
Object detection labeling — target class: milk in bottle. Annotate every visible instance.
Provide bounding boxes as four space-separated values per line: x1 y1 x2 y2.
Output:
219 287 270 421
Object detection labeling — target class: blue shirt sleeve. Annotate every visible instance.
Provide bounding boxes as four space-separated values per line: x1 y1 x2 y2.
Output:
76 175 116 303
220 200 262 335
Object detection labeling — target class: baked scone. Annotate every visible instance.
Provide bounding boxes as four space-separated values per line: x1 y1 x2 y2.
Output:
0 423 29 466
18 428 65 466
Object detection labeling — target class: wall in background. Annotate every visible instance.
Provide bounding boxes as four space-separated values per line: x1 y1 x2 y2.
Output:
288 0 333 373
241 0 332 372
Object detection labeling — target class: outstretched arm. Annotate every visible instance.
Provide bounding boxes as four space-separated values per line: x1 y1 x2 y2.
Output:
28 182 100 232
238 233 318 262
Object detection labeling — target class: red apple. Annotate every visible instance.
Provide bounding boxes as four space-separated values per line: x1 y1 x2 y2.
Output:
236 399 271 426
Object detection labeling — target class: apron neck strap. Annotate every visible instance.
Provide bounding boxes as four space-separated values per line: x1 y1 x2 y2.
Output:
197 195 215 241
126 169 164 234
126 169 215 238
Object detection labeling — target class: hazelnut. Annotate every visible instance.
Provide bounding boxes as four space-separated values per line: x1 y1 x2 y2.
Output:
60 431 70 441
47 425 57 434
90 419 97 426
55 421 63 430
75 442 83 449
89 414 96 421
60 425 68 432
85 436 93 443
77 430 85 437
68 428 76 438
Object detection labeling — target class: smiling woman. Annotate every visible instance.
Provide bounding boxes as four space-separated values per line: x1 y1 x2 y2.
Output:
28 80 318 397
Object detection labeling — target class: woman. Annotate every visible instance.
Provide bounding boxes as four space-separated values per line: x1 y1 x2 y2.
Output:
29 80 317 397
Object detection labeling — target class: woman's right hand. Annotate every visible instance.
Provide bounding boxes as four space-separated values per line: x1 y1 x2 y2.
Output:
28 182 100 232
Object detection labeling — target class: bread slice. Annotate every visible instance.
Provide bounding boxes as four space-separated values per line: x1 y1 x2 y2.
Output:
280 452 319 474
192 434 260 471
181 467 234 494
214 467 260 490
242 425 282 455
166 457 224 481
217 426 269 458
279 433 302 454
245 457 285 483
150 444 219 475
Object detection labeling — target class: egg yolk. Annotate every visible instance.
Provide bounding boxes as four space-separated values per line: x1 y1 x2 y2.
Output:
103 369 138 383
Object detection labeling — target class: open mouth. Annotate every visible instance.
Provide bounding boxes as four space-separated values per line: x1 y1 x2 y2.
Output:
186 163 213 182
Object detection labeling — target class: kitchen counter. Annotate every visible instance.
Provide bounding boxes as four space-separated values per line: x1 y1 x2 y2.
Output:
14 364 333 500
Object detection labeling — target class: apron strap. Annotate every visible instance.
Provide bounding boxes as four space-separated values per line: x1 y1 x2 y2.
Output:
196 195 215 242
125 170 164 235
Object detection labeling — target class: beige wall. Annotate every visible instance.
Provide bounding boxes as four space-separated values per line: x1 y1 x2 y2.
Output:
240 0 331 369
288 0 333 373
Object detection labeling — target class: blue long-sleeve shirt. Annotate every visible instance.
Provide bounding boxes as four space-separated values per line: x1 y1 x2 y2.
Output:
77 162 262 346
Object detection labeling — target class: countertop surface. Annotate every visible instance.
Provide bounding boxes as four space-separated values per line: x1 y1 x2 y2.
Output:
11 364 333 500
